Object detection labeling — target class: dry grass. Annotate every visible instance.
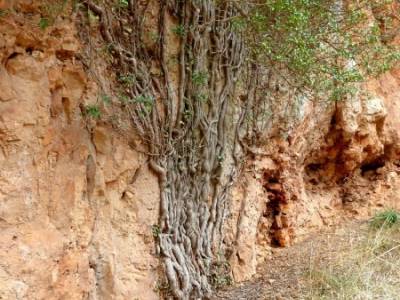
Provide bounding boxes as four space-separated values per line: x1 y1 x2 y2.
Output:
216 211 400 300
305 210 400 300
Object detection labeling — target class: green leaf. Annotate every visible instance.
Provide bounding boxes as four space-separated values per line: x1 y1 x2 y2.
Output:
101 94 111 104
0 9 9 17
85 104 101 119
39 18 49 30
172 24 185 37
192 71 208 86
118 0 129 8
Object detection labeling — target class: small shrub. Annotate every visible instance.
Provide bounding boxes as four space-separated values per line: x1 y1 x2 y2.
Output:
370 209 400 229
39 1 68 30
151 224 161 238
211 273 233 289
118 73 135 86
39 18 50 30
101 43 114 54
100 94 111 105
85 104 101 119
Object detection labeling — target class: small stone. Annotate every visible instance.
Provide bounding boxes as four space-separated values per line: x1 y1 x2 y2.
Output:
266 183 282 192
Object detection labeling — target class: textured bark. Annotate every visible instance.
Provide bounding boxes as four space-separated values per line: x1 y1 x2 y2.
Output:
84 0 247 298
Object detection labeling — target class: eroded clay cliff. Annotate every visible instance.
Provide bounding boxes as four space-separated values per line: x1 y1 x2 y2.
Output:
0 2 159 299
226 52 400 283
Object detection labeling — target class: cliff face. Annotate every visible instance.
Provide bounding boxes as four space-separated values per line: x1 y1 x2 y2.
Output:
0 2 159 299
227 63 400 282
0 1 400 299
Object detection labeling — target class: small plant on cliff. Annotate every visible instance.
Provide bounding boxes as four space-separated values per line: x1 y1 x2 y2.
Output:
154 279 173 298
85 104 101 119
117 92 131 104
172 24 186 37
118 73 135 86
370 209 400 229
100 94 111 105
151 224 161 238
0 9 9 18
39 0 68 29
117 0 129 9
39 18 50 30
209 251 233 289
134 94 154 114
192 71 208 86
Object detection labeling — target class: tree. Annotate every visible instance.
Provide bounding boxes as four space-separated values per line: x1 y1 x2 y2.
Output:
83 0 399 298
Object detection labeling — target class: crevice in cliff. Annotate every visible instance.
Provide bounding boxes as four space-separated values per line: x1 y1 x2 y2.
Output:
61 97 72 124
86 154 96 200
262 170 291 248
360 156 386 176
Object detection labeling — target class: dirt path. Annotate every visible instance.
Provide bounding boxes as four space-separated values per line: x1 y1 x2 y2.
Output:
214 221 368 300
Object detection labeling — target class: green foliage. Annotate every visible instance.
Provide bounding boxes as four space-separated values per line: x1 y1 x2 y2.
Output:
210 254 233 289
149 31 160 42
100 43 114 56
85 104 101 119
116 93 155 115
183 108 193 120
210 272 232 289
235 0 400 101
0 9 9 17
117 92 131 103
154 279 172 296
88 9 99 25
370 209 400 228
172 24 186 37
117 0 129 9
71 0 83 12
118 73 135 85
39 18 50 30
195 93 208 102
192 71 208 86
39 0 68 29
151 224 161 238
100 94 111 105
135 94 154 114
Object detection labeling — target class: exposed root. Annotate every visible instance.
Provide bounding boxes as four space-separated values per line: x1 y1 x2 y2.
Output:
82 0 249 298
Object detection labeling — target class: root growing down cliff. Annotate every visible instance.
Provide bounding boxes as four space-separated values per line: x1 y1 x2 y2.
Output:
82 0 249 297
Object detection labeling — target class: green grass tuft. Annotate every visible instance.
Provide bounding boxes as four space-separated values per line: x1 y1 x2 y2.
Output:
39 18 50 30
85 104 101 119
370 209 400 229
